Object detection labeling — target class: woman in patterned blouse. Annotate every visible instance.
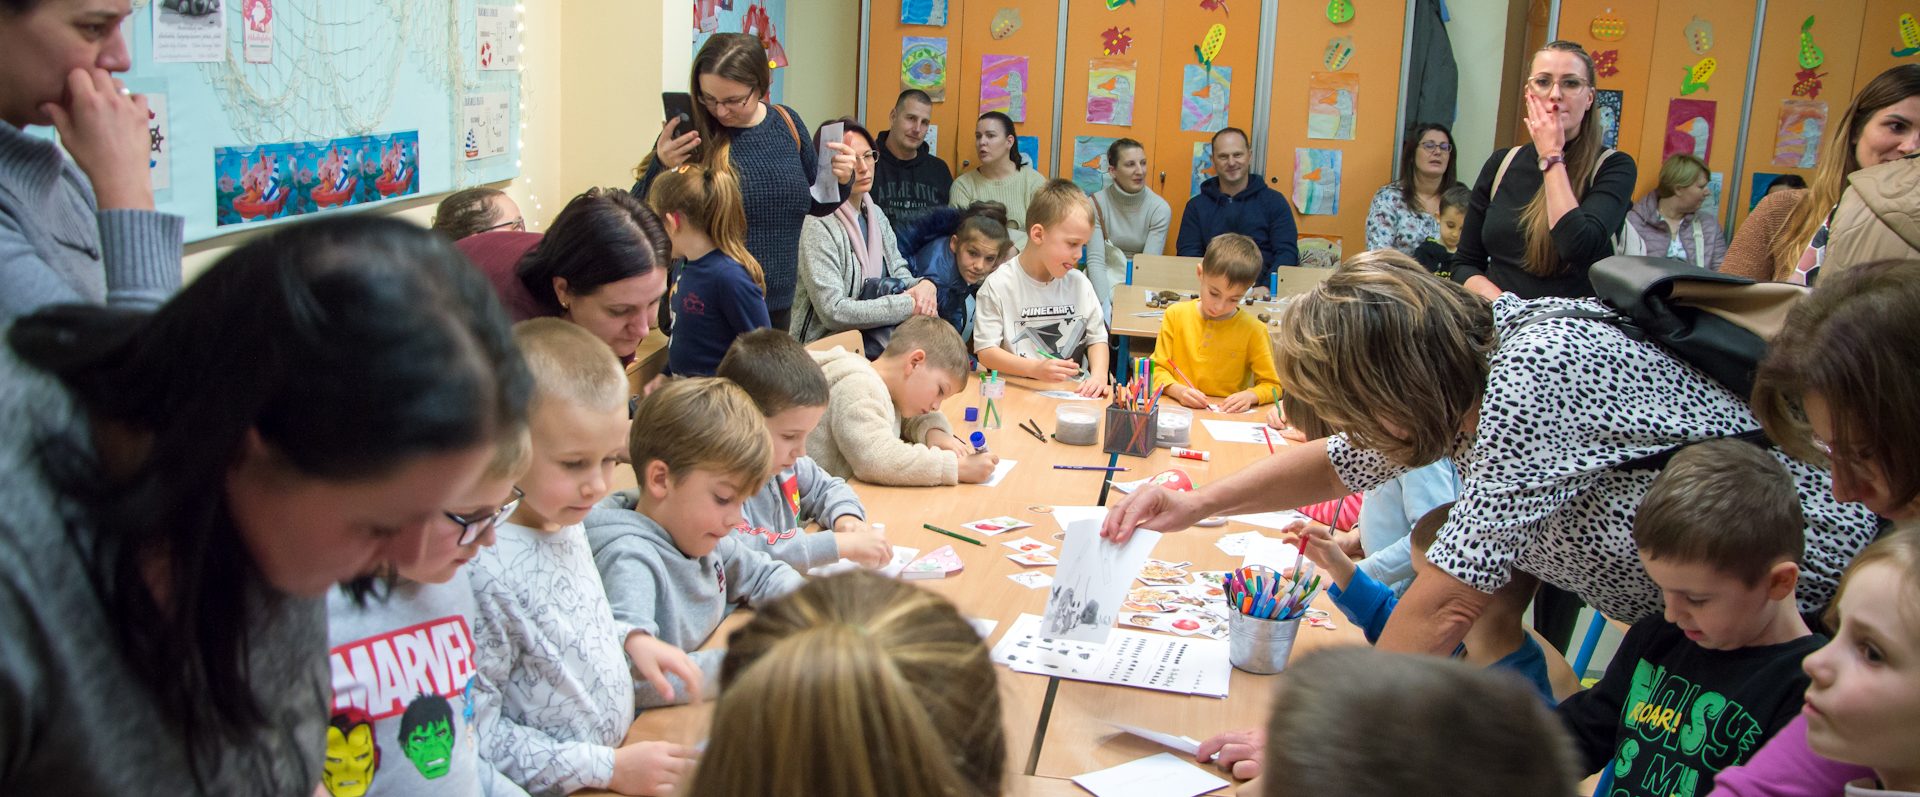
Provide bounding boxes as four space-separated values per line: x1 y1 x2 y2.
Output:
1363 123 1459 255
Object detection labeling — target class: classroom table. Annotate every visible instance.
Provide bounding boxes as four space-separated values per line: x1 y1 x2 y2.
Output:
1108 285 1296 378
588 375 1363 795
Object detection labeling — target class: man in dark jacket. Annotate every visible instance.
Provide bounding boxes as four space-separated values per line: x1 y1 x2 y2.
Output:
872 90 952 247
1176 127 1299 288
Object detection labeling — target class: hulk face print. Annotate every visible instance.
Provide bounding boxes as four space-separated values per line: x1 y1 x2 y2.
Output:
398 692 456 779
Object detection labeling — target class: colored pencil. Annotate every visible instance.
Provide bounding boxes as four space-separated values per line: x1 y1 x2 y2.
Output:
1053 465 1130 471
921 523 983 546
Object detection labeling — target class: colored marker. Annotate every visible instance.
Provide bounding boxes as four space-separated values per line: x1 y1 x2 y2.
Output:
921 523 983 547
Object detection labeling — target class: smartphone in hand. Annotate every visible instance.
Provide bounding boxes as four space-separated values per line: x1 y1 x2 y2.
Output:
662 92 695 131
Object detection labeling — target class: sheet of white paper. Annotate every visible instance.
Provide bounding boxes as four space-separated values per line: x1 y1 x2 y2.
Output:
1242 535 1301 573
982 458 1018 487
1213 531 1267 557
1009 571 1054 589
1107 476 1151 494
968 618 999 640
1200 419 1285 446
1110 723 1203 755
1225 509 1314 531
1049 505 1112 530
1043 518 1164 644
1072 753 1230 797
1036 390 1105 401
990 613 1231 697
809 545 919 578
810 122 844 204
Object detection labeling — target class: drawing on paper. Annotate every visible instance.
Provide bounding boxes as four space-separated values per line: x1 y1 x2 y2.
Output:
1293 148 1342 216
1087 58 1137 126
900 0 946 26
1306 72 1359 140
1042 518 1162 645
1017 136 1040 172
1700 172 1724 221
1074 136 1121 194
1664 98 1715 163
1297 234 1342 269
1180 64 1231 133
901 36 947 102
981 54 1029 122
1773 100 1826 168
1190 141 1215 197
1595 89 1624 149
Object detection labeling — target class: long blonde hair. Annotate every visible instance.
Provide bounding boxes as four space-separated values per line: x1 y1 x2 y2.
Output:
1770 65 1920 277
646 163 766 293
684 572 1006 797
1519 41 1606 278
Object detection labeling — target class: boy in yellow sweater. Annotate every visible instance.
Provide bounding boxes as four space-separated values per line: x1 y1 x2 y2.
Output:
1152 233 1283 412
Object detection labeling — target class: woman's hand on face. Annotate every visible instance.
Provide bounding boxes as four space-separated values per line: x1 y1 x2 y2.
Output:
1521 92 1566 159
653 116 700 170
825 141 856 184
45 69 154 211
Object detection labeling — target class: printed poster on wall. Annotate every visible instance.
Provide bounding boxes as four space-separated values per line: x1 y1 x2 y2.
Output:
152 0 226 64
146 92 171 191
1663 99 1715 163
1293 148 1342 216
1016 136 1040 172
477 5 521 72
461 92 511 161
1306 72 1360 140
901 36 948 103
242 0 274 64
215 131 420 227
1773 100 1827 168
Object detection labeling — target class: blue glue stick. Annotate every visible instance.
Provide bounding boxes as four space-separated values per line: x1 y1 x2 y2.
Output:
969 431 988 451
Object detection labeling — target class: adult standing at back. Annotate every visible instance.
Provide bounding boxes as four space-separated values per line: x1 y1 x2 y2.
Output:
1365 123 1459 255
950 111 1047 248
1086 138 1172 310
1622 154 1726 270
871 89 951 239
636 33 855 332
1 0 181 322
1721 65 1920 284
1177 127 1297 291
1451 41 1636 300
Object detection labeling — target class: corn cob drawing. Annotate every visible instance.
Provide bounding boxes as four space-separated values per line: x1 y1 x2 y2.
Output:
1681 56 1716 96
1894 13 1920 57
1194 23 1226 74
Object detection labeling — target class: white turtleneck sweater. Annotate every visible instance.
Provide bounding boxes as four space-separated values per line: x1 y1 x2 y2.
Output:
1086 182 1172 310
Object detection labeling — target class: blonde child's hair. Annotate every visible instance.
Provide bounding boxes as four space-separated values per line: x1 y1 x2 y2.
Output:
482 422 532 483
511 318 627 412
1026 178 1095 230
628 377 771 490
880 315 970 378
1825 526 1920 632
1201 233 1263 287
685 571 1006 797
646 163 767 293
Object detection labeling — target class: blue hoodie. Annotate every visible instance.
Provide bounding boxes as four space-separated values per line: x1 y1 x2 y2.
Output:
1175 174 1299 283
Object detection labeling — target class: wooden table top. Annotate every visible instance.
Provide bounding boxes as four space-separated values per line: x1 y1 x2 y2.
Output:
1108 284 1295 341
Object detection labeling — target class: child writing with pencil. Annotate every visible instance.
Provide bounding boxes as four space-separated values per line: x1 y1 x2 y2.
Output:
1152 233 1283 413
973 179 1111 398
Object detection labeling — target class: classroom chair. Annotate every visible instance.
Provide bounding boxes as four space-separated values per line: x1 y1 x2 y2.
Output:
1128 254 1205 292
805 329 863 355
1271 265 1335 298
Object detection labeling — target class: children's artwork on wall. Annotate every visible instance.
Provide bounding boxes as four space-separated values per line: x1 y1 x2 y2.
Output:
900 0 946 27
743 3 788 68
1590 8 1624 41
1297 234 1342 269
1684 16 1713 55
1792 68 1827 100
1200 0 1230 14
1664 99 1714 163
990 7 1020 39
1798 16 1824 69
1595 89 1624 149
1087 58 1137 126
1194 23 1225 73
1748 172 1788 210
1017 135 1040 171
1896 13 1920 57
1325 0 1353 24
1180 64 1231 133
1101 26 1134 55
1190 141 1215 196
1773 100 1826 168
902 36 948 102
1293 148 1342 216
1593 49 1620 78
981 54 1029 122
1306 72 1359 141
146 92 171 191
1701 172 1724 221
1074 136 1120 193
1323 36 1354 71
1681 57 1716 96
925 124 938 154
215 131 420 227
1104 0 1135 8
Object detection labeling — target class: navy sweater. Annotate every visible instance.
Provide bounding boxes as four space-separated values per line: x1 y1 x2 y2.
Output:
666 250 771 377
1176 175 1299 283
635 104 849 312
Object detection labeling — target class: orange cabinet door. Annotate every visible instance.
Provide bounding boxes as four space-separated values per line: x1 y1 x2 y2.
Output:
1149 1 1257 251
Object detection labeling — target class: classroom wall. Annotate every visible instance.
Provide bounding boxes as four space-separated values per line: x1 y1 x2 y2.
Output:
783 0 863 127
1448 0 1516 179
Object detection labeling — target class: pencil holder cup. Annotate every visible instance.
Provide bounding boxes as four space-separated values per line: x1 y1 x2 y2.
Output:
1055 404 1100 446
1103 406 1159 458
1155 406 1193 448
1228 612 1303 674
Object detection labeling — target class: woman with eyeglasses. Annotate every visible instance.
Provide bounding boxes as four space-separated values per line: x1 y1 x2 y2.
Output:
791 118 941 346
635 33 856 332
432 186 524 241
1365 123 1461 256
456 187 672 365
0 216 531 792
1451 40 1637 300
1 0 181 323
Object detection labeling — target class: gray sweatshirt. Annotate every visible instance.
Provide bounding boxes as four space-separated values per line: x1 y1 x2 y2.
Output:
736 457 867 570
584 506 805 708
0 328 327 793
326 573 529 797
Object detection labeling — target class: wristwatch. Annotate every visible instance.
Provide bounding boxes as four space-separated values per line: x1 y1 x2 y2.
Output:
1539 152 1567 172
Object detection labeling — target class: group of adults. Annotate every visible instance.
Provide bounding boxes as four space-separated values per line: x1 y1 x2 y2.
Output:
3 0 1918 785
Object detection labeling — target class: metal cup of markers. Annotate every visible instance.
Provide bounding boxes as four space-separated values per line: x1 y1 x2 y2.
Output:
1228 612 1305 675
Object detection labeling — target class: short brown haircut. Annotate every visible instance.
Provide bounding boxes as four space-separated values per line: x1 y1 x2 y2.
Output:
688 572 1006 797
512 318 627 412
1025 178 1095 230
1273 251 1494 466
880 315 970 377
1754 259 1920 510
628 377 772 489
1201 233 1263 287
1633 439 1806 585
1264 648 1578 797
716 329 830 417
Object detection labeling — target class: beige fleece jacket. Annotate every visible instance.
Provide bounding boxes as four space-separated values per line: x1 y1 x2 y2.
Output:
807 347 959 486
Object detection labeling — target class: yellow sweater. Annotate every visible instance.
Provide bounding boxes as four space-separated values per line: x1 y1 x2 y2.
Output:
1150 300 1282 403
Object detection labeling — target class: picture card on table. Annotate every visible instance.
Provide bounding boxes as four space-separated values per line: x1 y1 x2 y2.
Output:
981 459 1019 487
1001 535 1055 553
1008 551 1059 567
1009 571 1055 589
963 516 1031 536
809 545 918 578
